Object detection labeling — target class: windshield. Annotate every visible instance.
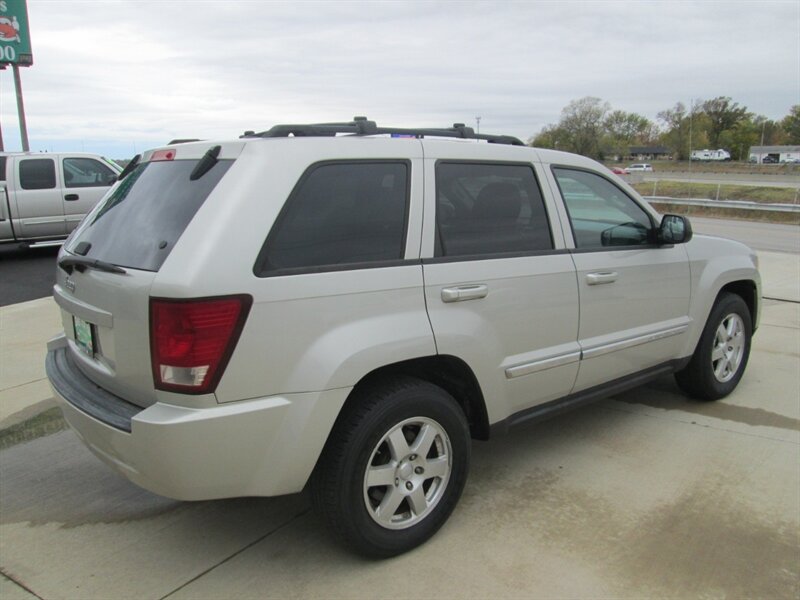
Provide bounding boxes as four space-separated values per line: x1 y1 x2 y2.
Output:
65 158 233 272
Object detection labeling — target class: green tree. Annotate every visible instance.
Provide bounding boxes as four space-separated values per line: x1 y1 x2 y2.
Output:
702 96 749 147
752 115 786 146
529 124 567 149
719 119 759 160
781 105 800 144
657 102 689 159
557 96 610 158
658 100 713 159
603 110 654 158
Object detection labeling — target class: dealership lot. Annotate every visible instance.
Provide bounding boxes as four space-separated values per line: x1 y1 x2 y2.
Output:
0 233 798 598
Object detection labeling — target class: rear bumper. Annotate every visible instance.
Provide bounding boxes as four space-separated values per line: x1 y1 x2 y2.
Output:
46 336 350 500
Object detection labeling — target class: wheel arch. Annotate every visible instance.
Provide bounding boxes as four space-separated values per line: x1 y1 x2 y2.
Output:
718 279 759 332
343 355 490 441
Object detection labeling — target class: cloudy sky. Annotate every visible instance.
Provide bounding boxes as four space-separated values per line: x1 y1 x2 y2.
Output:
0 0 797 158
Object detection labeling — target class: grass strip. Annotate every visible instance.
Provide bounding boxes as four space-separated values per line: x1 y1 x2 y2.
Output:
0 407 67 451
632 181 799 204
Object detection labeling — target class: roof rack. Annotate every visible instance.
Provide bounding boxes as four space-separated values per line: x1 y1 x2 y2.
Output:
240 116 524 146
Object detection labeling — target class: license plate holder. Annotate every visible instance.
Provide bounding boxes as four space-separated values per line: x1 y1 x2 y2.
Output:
73 316 95 357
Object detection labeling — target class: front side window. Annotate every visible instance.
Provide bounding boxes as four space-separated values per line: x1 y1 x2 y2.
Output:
63 157 117 188
553 168 653 249
19 159 56 190
258 161 409 275
435 162 552 257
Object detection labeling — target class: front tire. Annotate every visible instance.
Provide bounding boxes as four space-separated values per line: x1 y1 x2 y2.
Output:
675 292 752 400
311 377 470 557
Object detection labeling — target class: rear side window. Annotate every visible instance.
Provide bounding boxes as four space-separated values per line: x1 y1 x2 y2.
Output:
63 157 117 188
435 163 552 257
256 161 409 276
65 159 233 271
19 158 56 190
0 156 6 182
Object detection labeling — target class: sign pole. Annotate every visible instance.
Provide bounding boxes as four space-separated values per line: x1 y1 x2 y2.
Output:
12 63 28 151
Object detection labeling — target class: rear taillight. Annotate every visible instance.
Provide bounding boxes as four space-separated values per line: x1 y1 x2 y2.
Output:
150 295 252 394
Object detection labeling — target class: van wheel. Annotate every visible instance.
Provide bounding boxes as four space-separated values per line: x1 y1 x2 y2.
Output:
675 293 752 400
311 377 470 557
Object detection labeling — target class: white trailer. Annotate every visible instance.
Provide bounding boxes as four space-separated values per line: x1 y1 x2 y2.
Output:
690 149 731 161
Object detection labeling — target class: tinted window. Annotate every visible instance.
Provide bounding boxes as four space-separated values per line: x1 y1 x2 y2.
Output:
435 163 552 257
65 159 233 271
19 159 56 190
258 162 409 275
0 156 6 182
63 157 117 188
553 168 653 249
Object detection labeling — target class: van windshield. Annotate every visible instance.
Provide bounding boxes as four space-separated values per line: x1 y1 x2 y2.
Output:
65 158 233 272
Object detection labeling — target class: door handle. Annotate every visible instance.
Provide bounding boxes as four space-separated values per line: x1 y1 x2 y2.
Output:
441 284 489 303
64 194 80 201
586 271 618 285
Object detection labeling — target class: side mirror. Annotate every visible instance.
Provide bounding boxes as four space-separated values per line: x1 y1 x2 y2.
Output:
658 214 693 245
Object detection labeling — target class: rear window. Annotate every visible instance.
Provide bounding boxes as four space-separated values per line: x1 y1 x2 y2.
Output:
65 158 233 271
20 158 56 189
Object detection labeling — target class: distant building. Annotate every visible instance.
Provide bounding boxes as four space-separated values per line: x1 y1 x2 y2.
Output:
628 146 671 160
748 145 800 163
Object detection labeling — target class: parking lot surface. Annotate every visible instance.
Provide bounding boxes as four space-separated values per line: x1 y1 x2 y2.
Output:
0 233 798 599
0 245 59 307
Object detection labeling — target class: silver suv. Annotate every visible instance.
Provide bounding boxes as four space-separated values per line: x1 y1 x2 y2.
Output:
46 118 760 556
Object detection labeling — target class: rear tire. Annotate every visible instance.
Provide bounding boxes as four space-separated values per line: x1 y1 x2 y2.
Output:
311 376 470 557
675 292 752 400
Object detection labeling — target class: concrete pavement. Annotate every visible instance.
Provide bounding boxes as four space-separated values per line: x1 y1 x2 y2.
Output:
0 297 61 429
1 250 798 599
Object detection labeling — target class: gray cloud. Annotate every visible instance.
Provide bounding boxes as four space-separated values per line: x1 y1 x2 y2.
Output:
1 0 797 157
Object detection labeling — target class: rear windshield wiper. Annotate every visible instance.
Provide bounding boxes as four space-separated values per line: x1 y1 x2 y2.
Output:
58 256 127 275
116 154 141 181
190 145 221 181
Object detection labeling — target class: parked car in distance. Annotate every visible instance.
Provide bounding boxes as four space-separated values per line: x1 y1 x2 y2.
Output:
762 156 779 164
626 163 653 172
1 152 122 246
46 117 760 558
780 157 800 164
608 166 628 175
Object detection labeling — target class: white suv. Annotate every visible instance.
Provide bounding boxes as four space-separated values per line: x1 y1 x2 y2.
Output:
626 163 654 172
46 118 760 556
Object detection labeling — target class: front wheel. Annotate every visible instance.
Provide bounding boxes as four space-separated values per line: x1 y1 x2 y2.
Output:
311 377 470 557
675 292 752 400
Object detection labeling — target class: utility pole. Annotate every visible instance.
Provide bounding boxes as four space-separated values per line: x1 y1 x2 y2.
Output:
1 0 35 152
688 100 693 171
475 116 481 139
12 64 29 151
0 66 5 151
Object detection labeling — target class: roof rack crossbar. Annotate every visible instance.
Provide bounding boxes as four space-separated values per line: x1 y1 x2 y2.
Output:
241 117 524 146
